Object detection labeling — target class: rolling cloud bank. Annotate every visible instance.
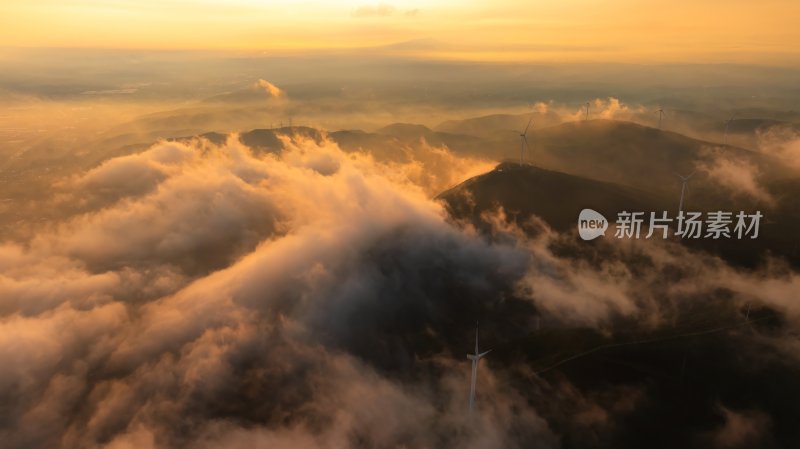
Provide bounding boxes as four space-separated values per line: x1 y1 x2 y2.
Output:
2 133 800 449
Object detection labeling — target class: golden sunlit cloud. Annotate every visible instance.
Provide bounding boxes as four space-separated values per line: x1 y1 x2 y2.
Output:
256 79 285 99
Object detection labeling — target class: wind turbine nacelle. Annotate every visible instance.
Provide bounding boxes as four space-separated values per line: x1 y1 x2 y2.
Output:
467 350 491 360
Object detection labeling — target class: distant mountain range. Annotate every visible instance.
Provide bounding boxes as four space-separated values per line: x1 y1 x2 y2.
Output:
174 117 800 268
102 117 800 267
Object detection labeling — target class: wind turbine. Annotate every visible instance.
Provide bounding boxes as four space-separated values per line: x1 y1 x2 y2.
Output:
467 322 491 412
657 108 666 130
584 102 590 121
676 171 695 213
517 118 532 165
724 112 738 145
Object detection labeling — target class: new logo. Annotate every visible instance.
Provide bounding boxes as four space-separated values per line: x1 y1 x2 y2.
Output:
578 208 608 241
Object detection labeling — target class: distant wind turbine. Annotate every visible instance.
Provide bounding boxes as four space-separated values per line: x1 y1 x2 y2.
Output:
584 102 590 121
676 171 695 213
467 322 491 412
657 108 666 130
724 112 738 145
517 118 532 165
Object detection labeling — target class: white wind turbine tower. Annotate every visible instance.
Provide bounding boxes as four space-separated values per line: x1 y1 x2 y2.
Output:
676 171 695 213
517 118 532 165
467 322 491 412
584 102 590 121
724 112 738 145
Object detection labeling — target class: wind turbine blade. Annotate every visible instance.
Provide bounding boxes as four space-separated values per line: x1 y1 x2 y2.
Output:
523 135 529 147
474 321 480 354
477 349 491 358
524 118 532 135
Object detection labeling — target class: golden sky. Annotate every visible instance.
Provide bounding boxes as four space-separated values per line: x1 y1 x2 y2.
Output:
1 0 799 63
